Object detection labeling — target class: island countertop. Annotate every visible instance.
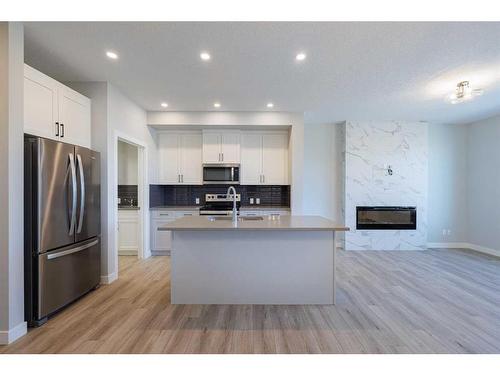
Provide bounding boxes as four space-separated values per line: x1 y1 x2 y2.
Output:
160 215 349 231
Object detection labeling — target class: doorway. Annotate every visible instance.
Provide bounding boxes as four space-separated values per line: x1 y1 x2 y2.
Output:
113 131 150 277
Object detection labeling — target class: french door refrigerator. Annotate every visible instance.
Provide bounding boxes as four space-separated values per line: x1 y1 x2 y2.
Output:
24 134 101 326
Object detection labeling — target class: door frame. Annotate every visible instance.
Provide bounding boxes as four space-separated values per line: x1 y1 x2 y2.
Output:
113 130 150 270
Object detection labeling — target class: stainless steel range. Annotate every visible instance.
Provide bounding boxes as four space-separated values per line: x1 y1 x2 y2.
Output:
199 193 241 216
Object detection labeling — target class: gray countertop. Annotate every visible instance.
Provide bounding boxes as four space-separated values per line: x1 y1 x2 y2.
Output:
160 215 349 232
150 205 290 211
150 206 200 211
240 206 291 211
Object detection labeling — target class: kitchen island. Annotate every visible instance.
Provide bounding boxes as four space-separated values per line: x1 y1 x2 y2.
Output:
161 215 349 305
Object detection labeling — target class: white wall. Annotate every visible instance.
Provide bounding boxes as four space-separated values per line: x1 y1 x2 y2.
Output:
466 115 500 253
0 22 26 345
427 123 468 243
118 140 138 185
302 123 343 223
343 121 429 250
67 82 150 282
147 111 305 213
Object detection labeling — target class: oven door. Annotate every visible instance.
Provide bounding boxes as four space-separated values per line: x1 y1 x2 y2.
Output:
203 164 240 184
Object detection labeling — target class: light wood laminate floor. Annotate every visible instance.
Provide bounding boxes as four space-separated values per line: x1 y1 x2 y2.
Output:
2 249 500 354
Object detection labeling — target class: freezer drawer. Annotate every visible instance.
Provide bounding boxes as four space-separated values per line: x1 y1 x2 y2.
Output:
37 237 100 319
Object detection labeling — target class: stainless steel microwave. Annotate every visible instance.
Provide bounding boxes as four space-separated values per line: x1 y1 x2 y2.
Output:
203 164 240 184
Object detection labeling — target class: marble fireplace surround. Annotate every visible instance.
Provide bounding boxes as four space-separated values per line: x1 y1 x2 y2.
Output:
343 121 428 250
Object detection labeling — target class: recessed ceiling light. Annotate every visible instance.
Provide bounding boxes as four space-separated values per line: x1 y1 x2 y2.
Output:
267 103 274 108
106 51 119 60
446 81 483 104
213 102 221 108
161 102 168 108
200 52 211 61
295 52 307 61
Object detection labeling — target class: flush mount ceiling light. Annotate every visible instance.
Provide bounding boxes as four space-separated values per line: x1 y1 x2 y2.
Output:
106 51 118 60
295 52 307 61
200 52 211 61
213 102 221 108
161 102 168 108
266 103 274 108
447 81 483 104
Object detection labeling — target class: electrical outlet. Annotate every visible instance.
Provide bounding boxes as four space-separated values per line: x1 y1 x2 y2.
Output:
447 229 451 236
249 198 254 205
117 197 121 204
442 229 447 236
195 197 200 204
256 198 260 205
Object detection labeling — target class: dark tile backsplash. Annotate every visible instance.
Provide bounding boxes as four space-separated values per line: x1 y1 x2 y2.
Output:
150 185 290 208
118 185 138 206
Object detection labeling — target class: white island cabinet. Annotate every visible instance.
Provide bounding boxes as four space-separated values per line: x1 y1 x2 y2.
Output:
24 64 91 148
162 215 349 305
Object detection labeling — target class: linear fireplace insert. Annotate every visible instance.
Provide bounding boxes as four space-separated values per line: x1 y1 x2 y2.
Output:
356 206 417 230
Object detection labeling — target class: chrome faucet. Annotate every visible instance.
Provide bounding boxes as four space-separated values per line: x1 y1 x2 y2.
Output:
227 186 238 225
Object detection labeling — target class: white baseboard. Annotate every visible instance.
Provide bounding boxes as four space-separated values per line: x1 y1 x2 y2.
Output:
427 242 500 258
426 242 469 249
100 271 118 285
152 250 170 256
118 250 138 256
0 321 27 345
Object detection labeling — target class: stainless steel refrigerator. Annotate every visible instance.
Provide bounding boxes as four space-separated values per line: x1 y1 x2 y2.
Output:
24 134 101 326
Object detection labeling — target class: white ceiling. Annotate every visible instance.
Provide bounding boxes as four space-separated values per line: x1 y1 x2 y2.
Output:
24 22 500 124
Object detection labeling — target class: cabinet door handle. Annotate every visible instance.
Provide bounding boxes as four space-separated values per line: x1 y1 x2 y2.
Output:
222 153 224 162
60 123 65 138
263 174 265 183
181 174 184 183
55 122 59 137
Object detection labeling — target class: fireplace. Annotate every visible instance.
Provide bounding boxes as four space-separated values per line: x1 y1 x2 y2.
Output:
356 206 417 230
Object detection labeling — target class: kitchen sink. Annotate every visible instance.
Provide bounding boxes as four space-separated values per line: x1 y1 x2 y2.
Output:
207 216 264 222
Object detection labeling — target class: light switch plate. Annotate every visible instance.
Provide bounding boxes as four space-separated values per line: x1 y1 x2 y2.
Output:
249 198 254 204
256 198 260 205
195 197 200 204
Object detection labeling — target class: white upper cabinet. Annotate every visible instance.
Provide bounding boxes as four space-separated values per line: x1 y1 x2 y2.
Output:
201 132 221 164
24 64 91 148
262 133 289 185
24 65 59 140
202 130 240 164
158 132 181 184
158 131 202 185
220 132 240 163
240 131 289 185
57 85 91 147
241 133 263 185
179 133 203 184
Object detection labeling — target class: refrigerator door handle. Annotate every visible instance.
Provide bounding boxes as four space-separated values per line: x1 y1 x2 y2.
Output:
47 239 99 260
76 154 85 234
68 153 77 236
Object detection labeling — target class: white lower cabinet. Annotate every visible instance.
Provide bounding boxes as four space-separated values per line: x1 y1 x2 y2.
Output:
118 210 140 255
151 210 199 255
